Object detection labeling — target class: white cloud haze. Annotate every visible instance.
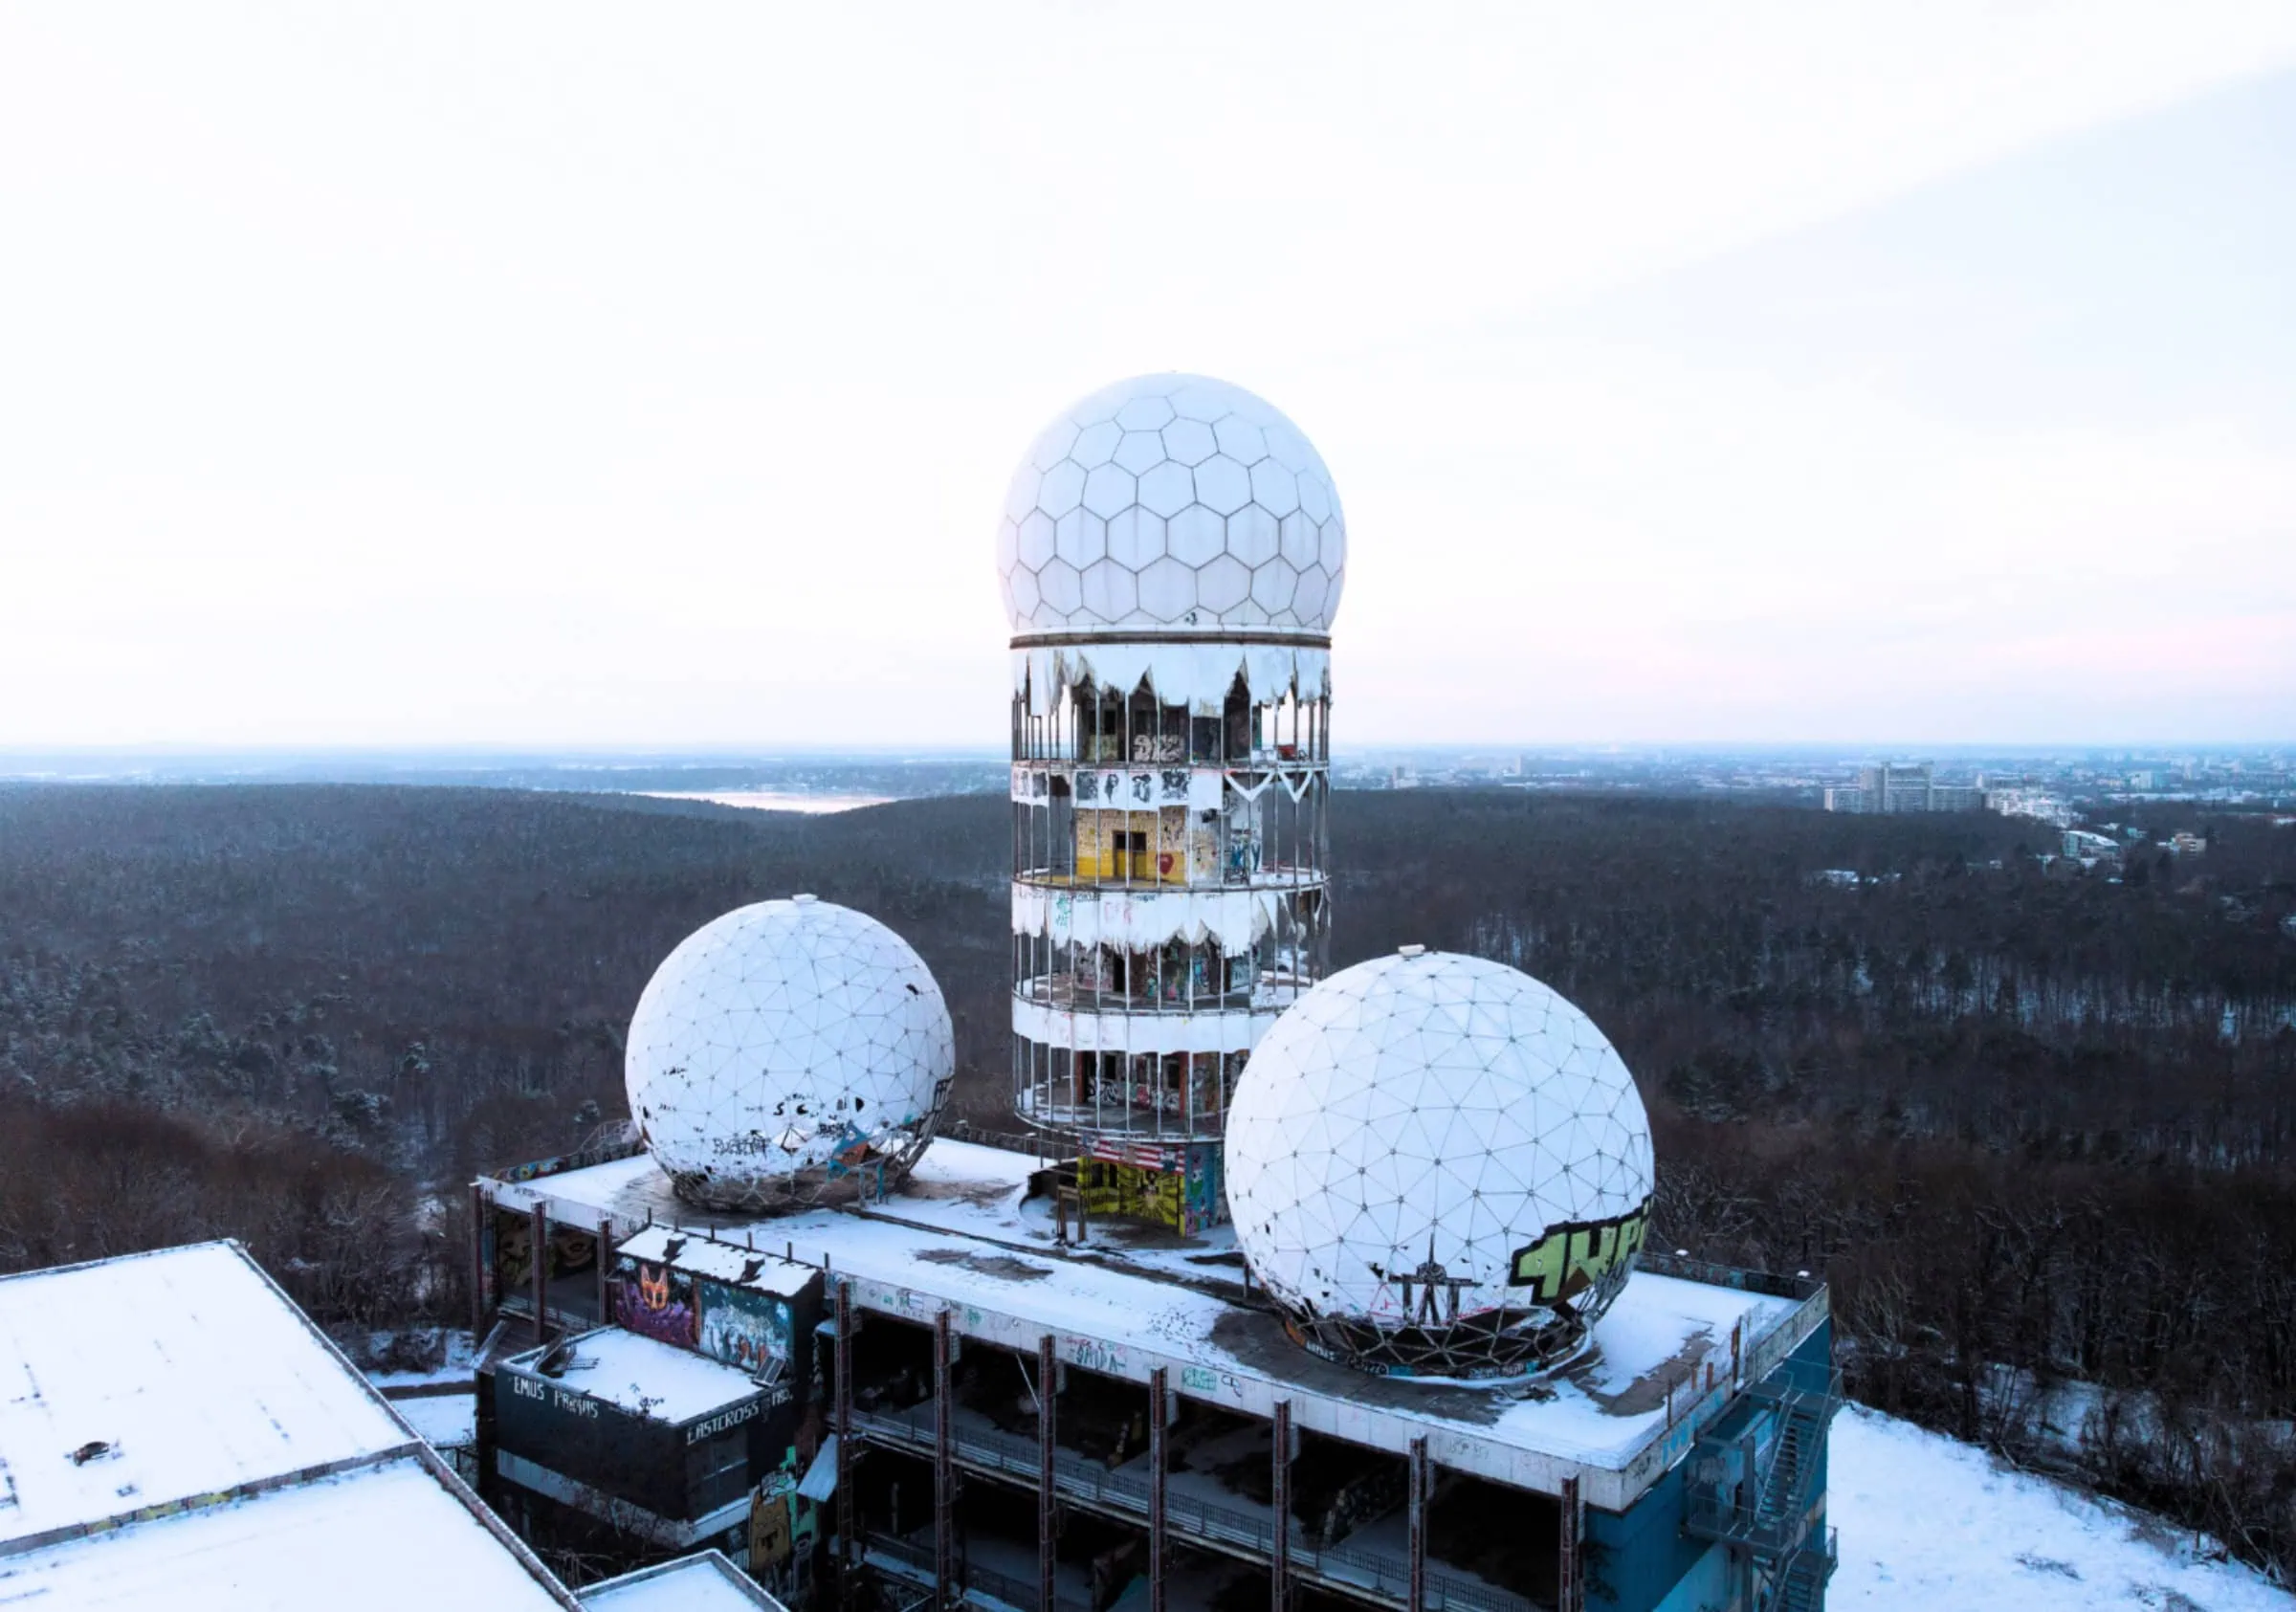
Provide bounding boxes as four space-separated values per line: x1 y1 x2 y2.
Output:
2 3 2291 746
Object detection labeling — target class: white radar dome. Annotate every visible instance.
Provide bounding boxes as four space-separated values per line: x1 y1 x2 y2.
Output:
998 374 1346 637
1225 949 1655 1379
625 896 955 1212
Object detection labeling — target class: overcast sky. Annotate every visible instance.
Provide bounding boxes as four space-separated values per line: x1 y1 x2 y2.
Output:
3 4 2291 749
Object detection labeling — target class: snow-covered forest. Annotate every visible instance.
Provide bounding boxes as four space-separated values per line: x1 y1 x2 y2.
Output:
1 784 2290 1577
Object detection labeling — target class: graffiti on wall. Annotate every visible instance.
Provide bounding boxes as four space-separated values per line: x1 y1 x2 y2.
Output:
496 1210 536 1291
1506 1199 1652 1305
611 1260 698 1346
699 1282 792 1377
494 1212 599 1292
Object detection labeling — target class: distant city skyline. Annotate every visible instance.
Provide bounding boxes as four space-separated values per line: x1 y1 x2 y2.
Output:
3 7 2291 748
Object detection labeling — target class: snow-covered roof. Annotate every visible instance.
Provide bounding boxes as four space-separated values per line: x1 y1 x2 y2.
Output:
583 1548 790 1610
0 1455 579 1609
0 1241 410 1541
616 1224 816 1298
483 1139 1825 1511
503 1328 763 1426
0 1241 577 1608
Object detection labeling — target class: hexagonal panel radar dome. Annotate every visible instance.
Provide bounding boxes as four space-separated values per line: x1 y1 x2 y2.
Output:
998 374 1346 637
1225 950 1655 1380
625 896 955 1212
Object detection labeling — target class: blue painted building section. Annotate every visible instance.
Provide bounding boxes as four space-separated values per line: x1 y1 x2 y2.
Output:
1586 1316 1838 1612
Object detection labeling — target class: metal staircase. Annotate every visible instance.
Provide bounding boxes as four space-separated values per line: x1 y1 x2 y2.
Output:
1776 1529 1837 1612
1683 1355 1842 1609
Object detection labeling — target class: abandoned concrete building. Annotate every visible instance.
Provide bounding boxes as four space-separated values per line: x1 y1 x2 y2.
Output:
468 374 1840 1612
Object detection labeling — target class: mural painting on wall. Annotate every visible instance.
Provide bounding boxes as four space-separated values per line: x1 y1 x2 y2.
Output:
549 1225 598 1279
612 1259 698 1346
495 1212 600 1292
496 1210 535 1290
700 1283 792 1377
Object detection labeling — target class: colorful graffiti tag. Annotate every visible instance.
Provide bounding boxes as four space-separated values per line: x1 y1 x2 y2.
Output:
1505 1199 1652 1305
699 1283 792 1377
611 1259 698 1346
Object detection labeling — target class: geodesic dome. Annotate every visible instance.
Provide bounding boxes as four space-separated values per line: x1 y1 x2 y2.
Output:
1225 948 1655 1379
625 896 955 1212
997 374 1346 637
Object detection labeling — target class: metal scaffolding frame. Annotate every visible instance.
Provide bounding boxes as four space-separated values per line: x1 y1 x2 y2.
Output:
1038 1333 1058 1612
835 1280 856 1612
1406 1436 1428 1612
1558 1474 1582 1612
934 1310 955 1607
528 1201 546 1345
1147 1365 1169 1612
1010 648 1335 1194
1270 1399 1292 1612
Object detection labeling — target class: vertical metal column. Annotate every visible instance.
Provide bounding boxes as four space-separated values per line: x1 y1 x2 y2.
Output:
1147 1367 1168 1612
1270 1401 1292 1612
935 1310 955 1608
595 1217 612 1324
527 1202 546 1344
835 1281 855 1611
467 1183 488 1342
1038 1334 1058 1612
1558 1474 1582 1612
1406 1436 1427 1612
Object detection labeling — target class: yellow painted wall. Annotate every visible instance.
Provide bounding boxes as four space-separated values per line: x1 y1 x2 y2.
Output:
1073 809 1188 883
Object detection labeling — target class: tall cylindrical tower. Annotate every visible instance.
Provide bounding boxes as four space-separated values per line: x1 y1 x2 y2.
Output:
997 374 1346 1232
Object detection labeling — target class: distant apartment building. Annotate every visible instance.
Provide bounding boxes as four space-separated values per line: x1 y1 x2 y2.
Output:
2063 829 2123 866
1823 762 1984 814
1989 788 2078 829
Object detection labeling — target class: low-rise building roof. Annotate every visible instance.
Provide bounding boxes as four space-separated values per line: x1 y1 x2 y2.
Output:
583 1548 790 1610
483 1138 1825 1512
0 1241 578 1609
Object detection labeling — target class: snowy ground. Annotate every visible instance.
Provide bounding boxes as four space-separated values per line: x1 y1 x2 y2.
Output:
1832 1404 2292 1610
392 1391 476 1449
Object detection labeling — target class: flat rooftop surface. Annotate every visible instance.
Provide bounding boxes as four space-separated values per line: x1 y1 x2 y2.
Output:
583 1548 789 1610
506 1327 762 1425
0 1454 576 1609
488 1140 1823 1508
0 1242 410 1542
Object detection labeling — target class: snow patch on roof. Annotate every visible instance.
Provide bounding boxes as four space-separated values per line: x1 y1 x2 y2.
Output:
504 1329 762 1426
0 1455 576 1609
0 1242 411 1543
583 1547 790 1610
615 1226 815 1296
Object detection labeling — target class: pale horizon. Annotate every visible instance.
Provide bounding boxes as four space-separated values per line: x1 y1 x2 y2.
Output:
5 6 2292 751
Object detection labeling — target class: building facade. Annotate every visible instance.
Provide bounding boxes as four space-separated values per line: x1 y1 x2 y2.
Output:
473 1137 1838 1612
1822 763 1983 814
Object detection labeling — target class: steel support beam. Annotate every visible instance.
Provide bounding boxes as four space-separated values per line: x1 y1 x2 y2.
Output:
1147 1366 1168 1612
1039 1334 1058 1612
528 1201 546 1344
1558 1473 1583 1612
935 1310 956 1608
835 1280 855 1612
1270 1401 1291 1612
1407 1435 1427 1612
595 1216 612 1325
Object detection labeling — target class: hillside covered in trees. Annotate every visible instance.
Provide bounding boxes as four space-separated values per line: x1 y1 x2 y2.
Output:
3 784 2292 1571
